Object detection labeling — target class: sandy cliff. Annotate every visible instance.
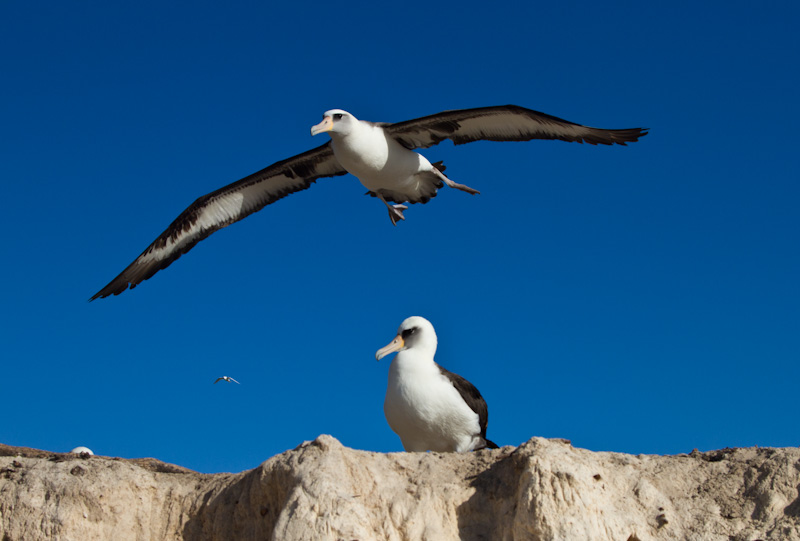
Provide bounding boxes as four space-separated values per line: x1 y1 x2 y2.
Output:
1 436 799 540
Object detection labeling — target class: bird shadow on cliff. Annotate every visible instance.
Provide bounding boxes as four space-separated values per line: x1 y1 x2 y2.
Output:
456 449 526 541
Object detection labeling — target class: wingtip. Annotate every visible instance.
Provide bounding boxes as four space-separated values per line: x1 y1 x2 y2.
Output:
88 280 133 302
88 289 107 302
610 126 649 146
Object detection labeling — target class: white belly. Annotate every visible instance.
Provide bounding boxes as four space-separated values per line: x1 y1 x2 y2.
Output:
331 126 431 194
384 355 481 452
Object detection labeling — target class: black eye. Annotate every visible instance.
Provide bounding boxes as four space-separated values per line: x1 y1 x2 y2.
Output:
401 327 418 339
333 113 343 120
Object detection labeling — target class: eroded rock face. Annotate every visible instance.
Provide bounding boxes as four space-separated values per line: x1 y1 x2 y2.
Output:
1 436 799 540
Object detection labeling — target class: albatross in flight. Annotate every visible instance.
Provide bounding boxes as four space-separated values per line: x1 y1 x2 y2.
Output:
91 105 647 300
376 316 499 452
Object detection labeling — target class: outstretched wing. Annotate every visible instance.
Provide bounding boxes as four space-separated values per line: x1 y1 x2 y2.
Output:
91 142 346 300
383 105 648 150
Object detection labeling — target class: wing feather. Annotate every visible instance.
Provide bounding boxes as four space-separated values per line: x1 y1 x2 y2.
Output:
436 363 490 438
90 142 345 300
384 105 647 149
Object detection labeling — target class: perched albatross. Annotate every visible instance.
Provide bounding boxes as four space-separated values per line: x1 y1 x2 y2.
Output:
376 316 498 452
91 105 647 300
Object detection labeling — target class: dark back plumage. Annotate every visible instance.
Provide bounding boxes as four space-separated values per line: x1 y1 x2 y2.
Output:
436 363 498 449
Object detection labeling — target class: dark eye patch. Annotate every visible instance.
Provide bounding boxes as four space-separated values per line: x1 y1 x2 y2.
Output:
333 113 343 120
401 327 418 339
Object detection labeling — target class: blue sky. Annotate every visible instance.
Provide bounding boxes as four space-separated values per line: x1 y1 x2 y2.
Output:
2 2 798 473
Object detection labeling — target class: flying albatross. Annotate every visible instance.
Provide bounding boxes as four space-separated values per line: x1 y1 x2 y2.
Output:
376 316 499 452
91 105 647 300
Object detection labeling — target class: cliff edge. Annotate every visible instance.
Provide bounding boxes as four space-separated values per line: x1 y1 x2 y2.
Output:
1 436 799 540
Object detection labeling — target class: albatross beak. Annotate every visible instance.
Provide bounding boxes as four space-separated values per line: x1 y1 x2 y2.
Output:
376 335 404 361
310 116 333 136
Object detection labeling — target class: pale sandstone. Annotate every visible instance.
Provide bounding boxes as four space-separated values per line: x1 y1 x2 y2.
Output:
1 436 799 540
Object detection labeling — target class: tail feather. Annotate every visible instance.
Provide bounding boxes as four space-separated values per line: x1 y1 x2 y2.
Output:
474 438 499 451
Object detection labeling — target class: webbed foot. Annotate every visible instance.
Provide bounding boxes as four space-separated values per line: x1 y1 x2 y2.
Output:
387 204 408 226
376 193 409 226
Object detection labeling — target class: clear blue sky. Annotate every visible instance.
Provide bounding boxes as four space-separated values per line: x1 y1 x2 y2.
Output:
2 2 798 473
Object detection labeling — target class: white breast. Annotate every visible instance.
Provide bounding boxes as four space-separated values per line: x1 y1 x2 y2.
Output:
384 352 482 452
331 122 432 194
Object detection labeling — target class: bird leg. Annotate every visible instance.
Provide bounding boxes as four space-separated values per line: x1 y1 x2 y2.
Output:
433 168 481 195
376 193 408 226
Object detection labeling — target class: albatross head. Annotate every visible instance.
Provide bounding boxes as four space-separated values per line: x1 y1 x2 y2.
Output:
376 316 438 361
310 109 357 137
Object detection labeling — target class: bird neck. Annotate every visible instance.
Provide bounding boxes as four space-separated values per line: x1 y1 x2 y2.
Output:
392 345 438 375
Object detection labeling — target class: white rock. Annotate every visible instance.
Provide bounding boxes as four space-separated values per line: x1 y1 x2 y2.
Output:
1 436 799 540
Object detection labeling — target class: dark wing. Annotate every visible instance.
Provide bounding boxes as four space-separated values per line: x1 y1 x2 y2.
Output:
91 142 346 300
436 363 490 438
383 105 648 150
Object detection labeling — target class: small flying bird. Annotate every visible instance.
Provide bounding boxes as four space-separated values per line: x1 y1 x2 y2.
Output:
214 376 240 384
376 316 499 452
91 105 647 300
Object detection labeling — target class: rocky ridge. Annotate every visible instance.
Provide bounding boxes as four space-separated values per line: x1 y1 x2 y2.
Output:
1 436 799 540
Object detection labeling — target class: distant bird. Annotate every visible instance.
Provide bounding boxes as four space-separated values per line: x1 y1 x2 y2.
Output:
214 376 240 384
376 316 499 452
91 105 647 300
70 446 94 455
